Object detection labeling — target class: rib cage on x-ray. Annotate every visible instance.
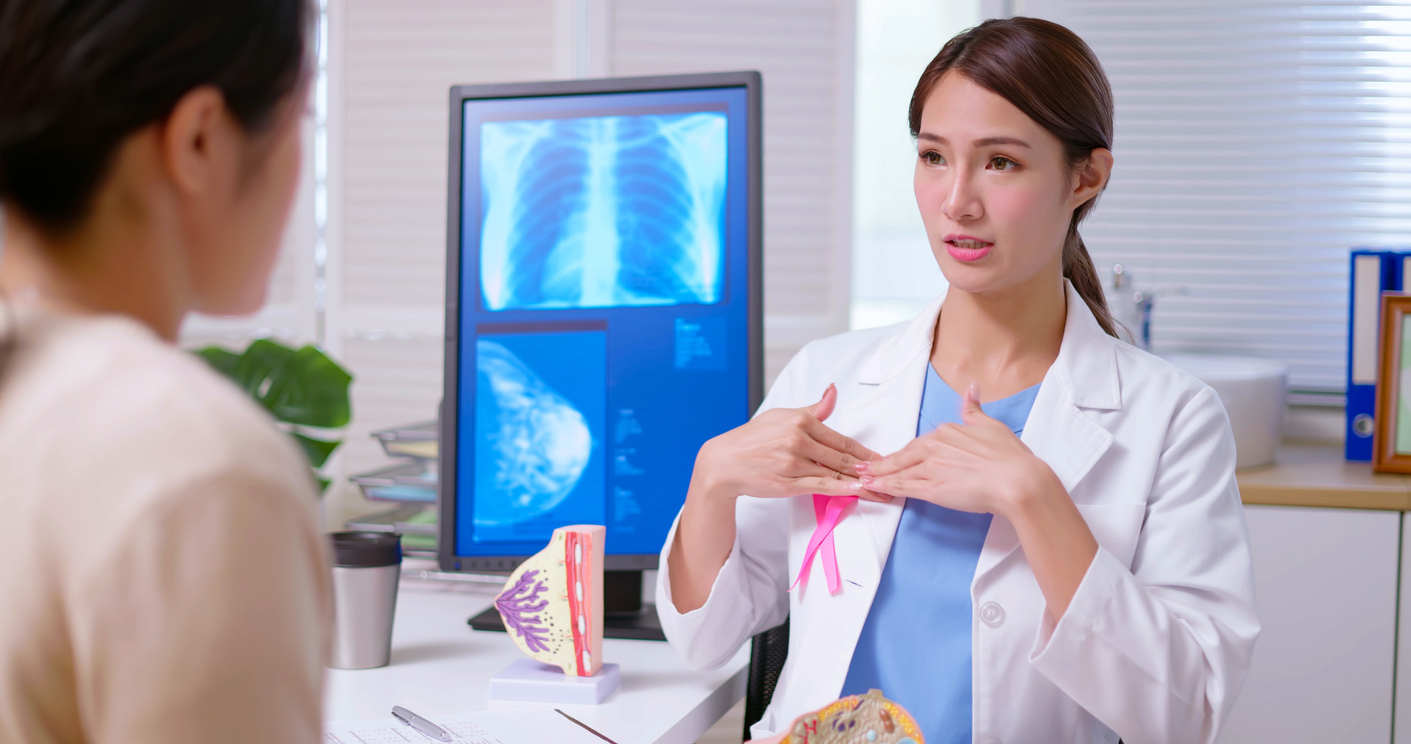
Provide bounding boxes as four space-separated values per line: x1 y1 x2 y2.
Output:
479 112 727 311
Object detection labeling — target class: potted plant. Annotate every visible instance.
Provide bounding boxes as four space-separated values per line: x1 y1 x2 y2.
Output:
195 339 353 492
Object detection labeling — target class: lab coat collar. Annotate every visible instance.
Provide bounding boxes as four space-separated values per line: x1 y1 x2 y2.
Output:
856 280 1122 412
849 279 1121 588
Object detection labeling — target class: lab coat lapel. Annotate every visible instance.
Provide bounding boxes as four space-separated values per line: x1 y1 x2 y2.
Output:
844 355 930 580
973 282 1120 583
843 291 947 578
792 295 938 701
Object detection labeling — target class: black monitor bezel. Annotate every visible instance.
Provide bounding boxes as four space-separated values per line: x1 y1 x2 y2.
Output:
438 71 763 573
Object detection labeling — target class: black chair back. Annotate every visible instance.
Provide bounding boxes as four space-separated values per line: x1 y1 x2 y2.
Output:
742 618 790 740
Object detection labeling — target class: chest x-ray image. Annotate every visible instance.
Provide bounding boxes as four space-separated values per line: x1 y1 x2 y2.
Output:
479 111 727 311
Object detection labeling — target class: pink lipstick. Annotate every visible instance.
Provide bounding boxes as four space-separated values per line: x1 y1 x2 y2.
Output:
944 234 993 262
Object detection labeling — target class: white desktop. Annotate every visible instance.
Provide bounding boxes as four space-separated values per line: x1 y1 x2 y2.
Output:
323 571 748 744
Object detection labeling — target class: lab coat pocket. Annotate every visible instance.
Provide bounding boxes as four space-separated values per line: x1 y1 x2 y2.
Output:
1074 503 1146 568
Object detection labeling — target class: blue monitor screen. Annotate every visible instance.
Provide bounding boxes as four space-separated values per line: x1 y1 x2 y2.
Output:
453 85 752 559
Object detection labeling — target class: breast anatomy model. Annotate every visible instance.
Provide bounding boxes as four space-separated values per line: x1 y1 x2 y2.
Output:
494 524 605 677
784 690 924 744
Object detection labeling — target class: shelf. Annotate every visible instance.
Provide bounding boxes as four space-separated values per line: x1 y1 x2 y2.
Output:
1238 444 1411 511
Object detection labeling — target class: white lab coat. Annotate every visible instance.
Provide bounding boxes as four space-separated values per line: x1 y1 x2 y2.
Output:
656 280 1259 743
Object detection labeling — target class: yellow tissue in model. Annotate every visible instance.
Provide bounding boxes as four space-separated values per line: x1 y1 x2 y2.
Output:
494 525 605 676
784 690 923 744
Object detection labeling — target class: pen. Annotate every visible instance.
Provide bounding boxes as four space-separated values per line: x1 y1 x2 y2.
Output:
391 705 453 742
555 709 619 744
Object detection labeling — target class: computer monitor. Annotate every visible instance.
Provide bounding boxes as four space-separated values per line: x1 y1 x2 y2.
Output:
438 71 762 611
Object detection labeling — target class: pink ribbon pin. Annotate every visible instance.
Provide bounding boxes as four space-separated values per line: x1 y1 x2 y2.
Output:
791 494 858 595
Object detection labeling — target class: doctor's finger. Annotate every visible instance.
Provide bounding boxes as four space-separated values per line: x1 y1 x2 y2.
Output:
793 467 891 501
858 436 946 476
799 382 837 422
866 460 959 494
797 437 867 477
801 417 881 463
787 459 861 484
863 473 927 499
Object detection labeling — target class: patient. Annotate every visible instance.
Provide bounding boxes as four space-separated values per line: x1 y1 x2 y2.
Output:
0 1 328 742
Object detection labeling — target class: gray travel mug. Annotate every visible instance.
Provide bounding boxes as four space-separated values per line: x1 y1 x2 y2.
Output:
328 531 402 669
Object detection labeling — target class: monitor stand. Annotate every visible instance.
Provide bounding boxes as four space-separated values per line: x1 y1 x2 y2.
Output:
468 570 665 641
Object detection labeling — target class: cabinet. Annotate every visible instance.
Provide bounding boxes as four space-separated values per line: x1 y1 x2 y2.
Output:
1219 505 1400 744
1397 512 1411 744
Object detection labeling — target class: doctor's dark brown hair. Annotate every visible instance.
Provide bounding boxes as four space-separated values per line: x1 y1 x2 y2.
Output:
910 17 1119 338
0 0 313 236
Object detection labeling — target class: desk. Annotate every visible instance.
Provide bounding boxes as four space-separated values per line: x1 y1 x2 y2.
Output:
324 580 749 744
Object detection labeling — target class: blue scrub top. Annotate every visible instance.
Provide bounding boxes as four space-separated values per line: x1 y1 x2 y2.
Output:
840 365 1040 743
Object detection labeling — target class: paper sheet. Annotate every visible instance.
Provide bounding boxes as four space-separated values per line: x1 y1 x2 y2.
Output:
324 709 611 744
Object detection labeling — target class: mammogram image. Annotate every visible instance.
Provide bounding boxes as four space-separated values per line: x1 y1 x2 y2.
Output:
473 332 605 536
479 111 727 311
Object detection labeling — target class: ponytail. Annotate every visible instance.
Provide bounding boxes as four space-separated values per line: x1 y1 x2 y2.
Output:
1062 221 1119 338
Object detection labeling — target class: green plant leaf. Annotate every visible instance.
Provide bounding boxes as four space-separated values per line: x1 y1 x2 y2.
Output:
191 338 353 498
292 432 342 468
195 346 241 379
233 338 297 399
262 345 353 427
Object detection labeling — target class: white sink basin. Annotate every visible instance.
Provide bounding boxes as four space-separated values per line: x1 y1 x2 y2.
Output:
1163 354 1289 470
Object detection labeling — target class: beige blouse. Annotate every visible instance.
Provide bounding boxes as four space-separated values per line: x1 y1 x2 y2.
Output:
0 302 331 744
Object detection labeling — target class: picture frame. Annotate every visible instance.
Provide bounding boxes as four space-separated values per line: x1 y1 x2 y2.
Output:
1373 293 1411 472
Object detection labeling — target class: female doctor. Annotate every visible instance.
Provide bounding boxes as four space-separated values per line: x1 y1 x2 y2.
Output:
656 17 1258 744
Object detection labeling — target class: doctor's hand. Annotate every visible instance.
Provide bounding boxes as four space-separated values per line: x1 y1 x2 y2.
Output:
671 384 887 614
854 383 1062 517
858 383 1100 621
694 383 891 503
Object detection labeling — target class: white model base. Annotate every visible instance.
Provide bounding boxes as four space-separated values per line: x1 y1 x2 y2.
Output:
487 659 621 705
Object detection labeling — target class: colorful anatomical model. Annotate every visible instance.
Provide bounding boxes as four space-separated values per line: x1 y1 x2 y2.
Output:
494 524 605 676
784 690 923 744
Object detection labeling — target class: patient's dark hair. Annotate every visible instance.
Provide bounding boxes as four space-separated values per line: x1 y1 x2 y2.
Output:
0 0 313 235
910 17 1119 338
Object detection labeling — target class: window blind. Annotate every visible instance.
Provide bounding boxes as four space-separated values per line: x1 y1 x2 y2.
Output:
1037 0 1411 393
327 0 559 494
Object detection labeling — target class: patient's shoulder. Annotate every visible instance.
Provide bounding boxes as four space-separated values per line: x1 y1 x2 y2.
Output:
1 311 315 523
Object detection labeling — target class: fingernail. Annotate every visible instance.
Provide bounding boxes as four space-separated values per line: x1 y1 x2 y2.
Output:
966 381 980 401
847 481 861 491
859 475 874 485
854 461 869 473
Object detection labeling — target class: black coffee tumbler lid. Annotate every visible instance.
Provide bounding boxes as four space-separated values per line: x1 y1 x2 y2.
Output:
329 531 403 568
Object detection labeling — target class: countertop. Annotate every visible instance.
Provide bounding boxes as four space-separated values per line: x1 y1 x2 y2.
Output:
1239 443 1411 511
